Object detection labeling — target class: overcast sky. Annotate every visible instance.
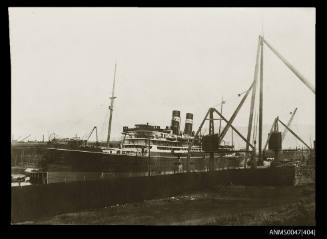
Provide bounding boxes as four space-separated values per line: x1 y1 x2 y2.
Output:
10 7 315 142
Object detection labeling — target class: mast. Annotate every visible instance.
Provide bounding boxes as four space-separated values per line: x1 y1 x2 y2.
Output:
258 35 264 162
107 63 117 148
246 37 261 152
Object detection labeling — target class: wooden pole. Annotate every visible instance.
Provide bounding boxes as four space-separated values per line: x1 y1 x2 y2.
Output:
217 80 256 146
263 38 315 94
212 108 255 150
246 37 261 151
278 118 311 150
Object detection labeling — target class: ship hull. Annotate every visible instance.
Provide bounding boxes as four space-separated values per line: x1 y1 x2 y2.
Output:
42 148 244 173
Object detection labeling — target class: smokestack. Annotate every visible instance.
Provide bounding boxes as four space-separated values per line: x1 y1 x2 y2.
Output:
184 113 193 135
171 110 181 135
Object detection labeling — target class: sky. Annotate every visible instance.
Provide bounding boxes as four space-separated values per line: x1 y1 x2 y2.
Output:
9 7 315 147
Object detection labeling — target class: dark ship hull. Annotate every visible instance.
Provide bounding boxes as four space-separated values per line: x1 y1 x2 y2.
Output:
41 148 243 173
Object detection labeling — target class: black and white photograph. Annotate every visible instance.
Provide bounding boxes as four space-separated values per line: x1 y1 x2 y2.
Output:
10 7 315 226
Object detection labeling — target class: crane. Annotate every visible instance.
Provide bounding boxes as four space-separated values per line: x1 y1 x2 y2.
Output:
19 134 31 142
263 117 278 152
249 36 314 162
282 108 298 143
263 108 298 152
85 126 98 146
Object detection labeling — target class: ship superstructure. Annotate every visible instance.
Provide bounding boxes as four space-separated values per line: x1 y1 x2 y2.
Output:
120 123 202 156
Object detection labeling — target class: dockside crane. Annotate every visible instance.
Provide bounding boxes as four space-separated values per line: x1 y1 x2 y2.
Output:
263 108 298 152
263 117 278 152
187 35 314 170
19 134 31 142
264 115 311 165
282 108 298 143
186 90 256 171
246 35 314 164
85 126 98 146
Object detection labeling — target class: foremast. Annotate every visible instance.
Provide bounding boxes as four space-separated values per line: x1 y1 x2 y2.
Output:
107 63 117 148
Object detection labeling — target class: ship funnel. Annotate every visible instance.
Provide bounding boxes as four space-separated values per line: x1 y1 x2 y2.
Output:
171 110 181 135
184 113 193 135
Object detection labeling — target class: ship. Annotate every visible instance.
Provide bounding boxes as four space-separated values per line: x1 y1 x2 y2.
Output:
40 109 243 173
11 35 315 189
22 61 242 174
